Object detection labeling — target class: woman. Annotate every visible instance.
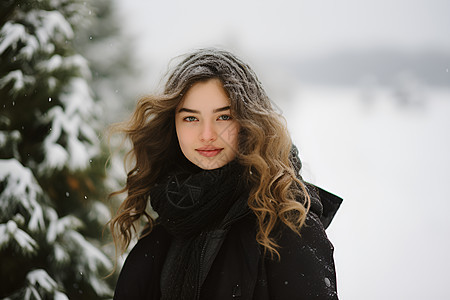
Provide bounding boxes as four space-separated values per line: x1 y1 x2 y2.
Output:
110 48 342 299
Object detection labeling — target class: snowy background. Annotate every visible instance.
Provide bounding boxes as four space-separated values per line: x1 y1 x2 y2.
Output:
114 0 450 299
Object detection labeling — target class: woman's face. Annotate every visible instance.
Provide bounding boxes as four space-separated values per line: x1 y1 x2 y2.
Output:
175 79 240 170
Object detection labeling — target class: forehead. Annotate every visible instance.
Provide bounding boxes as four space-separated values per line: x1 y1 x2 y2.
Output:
179 79 230 109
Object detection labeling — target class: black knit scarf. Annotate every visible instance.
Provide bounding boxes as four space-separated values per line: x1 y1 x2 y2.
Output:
149 160 249 300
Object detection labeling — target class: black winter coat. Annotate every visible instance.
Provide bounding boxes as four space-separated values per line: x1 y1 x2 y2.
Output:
114 186 342 300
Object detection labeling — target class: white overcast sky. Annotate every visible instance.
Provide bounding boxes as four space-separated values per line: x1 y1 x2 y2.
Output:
117 0 450 61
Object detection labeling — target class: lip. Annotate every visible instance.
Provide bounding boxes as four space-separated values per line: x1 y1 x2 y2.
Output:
195 146 224 157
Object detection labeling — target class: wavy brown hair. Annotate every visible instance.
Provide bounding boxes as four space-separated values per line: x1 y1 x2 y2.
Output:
109 48 310 259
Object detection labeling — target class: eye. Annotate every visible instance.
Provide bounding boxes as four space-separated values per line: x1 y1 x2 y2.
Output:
218 114 232 121
183 116 198 122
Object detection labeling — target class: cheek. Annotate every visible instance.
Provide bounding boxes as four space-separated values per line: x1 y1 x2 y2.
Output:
175 121 186 146
227 123 240 147
176 123 194 147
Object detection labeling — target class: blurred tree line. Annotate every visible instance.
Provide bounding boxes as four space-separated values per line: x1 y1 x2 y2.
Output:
0 0 137 298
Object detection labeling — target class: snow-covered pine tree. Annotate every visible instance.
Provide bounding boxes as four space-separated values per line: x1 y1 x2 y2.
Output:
0 1 116 299
73 0 140 125
73 0 138 199
73 0 141 283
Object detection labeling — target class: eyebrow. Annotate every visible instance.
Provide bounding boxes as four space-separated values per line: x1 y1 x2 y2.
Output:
178 106 231 114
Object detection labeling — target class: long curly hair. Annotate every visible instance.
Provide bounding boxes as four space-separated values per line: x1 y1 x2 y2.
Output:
109 48 310 259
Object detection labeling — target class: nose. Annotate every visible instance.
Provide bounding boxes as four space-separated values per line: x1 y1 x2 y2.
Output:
199 121 217 142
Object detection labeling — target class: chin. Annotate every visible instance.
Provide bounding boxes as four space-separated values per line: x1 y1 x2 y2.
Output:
196 157 229 170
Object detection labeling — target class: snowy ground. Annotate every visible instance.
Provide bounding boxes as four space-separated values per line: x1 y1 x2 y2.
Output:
281 85 450 300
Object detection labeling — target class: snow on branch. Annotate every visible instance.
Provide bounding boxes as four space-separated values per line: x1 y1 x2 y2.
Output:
53 291 69 300
40 78 100 174
0 9 74 58
52 243 70 265
25 9 74 50
46 215 83 243
0 220 37 255
68 230 113 271
26 269 58 293
66 230 113 296
18 34 38 61
87 201 111 226
0 21 27 54
0 70 35 93
0 159 46 232
0 129 21 159
36 54 91 79
18 269 69 300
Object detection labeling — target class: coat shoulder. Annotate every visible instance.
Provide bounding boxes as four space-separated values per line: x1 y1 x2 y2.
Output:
264 212 339 299
113 226 171 300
